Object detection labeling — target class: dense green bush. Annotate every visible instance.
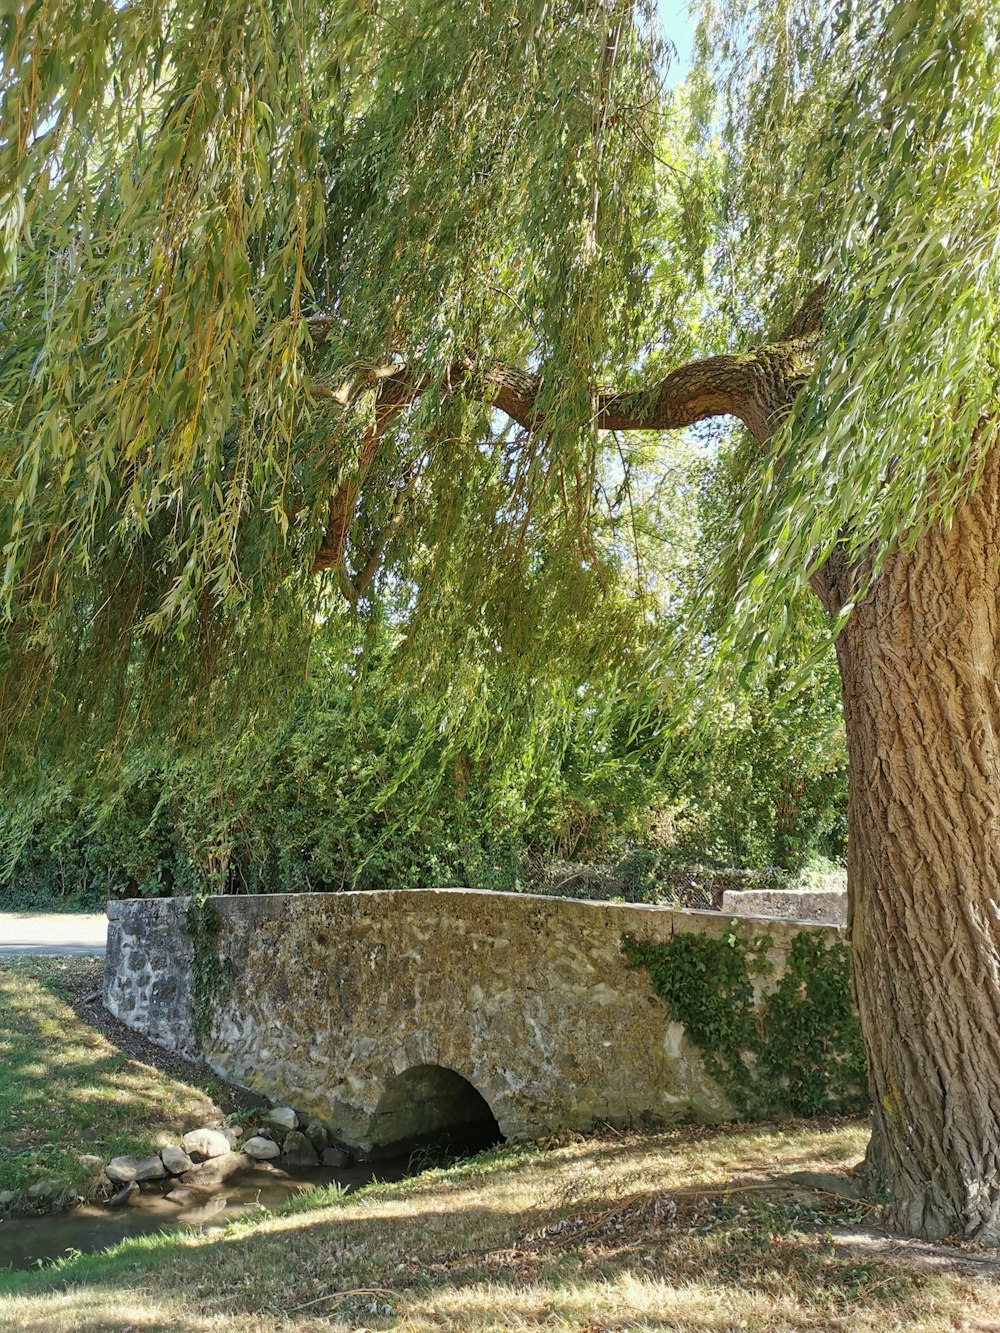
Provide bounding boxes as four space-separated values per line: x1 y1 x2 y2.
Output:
0 614 846 909
0 441 847 910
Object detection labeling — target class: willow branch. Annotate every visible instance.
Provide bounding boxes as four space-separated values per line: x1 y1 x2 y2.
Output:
311 372 416 575
308 313 821 576
473 340 814 445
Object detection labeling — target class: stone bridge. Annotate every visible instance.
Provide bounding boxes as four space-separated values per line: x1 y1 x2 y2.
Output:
104 889 844 1155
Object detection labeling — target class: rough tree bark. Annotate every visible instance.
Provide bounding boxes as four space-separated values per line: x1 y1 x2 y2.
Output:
769 372 1000 1240
814 449 1000 1243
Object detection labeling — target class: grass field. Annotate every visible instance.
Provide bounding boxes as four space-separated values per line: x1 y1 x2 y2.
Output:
0 956 233 1206
3 1117 1000 1331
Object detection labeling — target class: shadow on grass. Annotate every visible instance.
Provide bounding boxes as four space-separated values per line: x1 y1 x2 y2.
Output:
0 1148 973 1333
0 963 222 1196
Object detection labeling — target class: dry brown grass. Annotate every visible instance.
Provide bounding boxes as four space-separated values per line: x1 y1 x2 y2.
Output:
3 1117 1000 1332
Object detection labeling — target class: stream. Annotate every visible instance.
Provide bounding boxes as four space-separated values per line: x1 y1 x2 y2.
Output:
0 1156 413 1273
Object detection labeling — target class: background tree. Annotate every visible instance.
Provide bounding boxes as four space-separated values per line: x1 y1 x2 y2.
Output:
0 0 997 1242
0 564 845 908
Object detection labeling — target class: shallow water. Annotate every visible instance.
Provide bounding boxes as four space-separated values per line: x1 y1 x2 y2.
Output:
0 1157 410 1273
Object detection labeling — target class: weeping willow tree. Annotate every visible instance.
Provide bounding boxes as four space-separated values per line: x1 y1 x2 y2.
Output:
2 0 1000 1242
0 0 680 762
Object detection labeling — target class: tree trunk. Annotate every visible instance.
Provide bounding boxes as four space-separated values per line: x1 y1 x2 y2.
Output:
828 445 1000 1242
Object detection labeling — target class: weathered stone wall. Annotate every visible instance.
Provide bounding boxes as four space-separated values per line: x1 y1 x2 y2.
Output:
720 888 848 925
104 889 845 1151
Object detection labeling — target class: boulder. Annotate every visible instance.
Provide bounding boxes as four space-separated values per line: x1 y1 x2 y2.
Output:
243 1136 281 1161
322 1147 350 1169
264 1106 298 1133
26 1179 59 1202
107 1180 140 1207
281 1131 319 1167
160 1145 194 1176
134 1155 167 1182
304 1121 332 1153
181 1128 232 1161
180 1151 255 1188
78 1154 104 1171
223 1125 244 1147
0 1190 16 1206
106 1155 143 1185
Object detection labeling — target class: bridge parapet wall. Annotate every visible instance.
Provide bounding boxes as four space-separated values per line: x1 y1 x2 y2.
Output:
104 889 844 1150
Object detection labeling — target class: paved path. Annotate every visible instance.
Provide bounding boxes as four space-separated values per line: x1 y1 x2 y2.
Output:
0 911 107 955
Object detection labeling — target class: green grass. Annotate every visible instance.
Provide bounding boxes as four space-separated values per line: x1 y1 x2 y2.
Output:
0 956 232 1209
2 1118 998 1330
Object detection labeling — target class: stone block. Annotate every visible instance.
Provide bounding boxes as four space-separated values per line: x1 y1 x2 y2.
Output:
160 1145 194 1175
182 1128 232 1160
243 1136 281 1160
134 1155 167 1181
720 888 847 925
264 1106 298 1133
106 1155 143 1184
281 1131 319 1166
180 1152 255 1188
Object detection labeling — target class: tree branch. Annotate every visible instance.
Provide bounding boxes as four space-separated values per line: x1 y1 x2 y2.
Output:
474 340 813 444
311 372 415 575
307 312 822 575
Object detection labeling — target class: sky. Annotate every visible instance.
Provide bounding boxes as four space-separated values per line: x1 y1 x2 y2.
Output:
657 0 695 86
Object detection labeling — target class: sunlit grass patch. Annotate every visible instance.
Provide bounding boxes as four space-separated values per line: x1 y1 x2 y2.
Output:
2 1116 997 1331
0 955 227 1206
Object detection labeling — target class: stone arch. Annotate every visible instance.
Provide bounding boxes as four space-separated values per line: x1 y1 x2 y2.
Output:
369 1063 503 1154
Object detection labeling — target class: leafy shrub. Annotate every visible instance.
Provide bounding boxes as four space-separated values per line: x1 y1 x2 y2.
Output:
0 599 847 908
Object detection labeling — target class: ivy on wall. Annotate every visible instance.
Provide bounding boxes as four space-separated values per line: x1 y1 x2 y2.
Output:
185 898 235 1041
621 928 868 1118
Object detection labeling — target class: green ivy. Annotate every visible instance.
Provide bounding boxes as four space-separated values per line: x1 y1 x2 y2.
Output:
621 928 868 1118
759 932 868 1116
185 898 235 1042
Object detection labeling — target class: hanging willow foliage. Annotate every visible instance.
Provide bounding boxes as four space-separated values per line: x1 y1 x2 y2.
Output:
0 0 693 763
694 0 1000 666
0 0 997 766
